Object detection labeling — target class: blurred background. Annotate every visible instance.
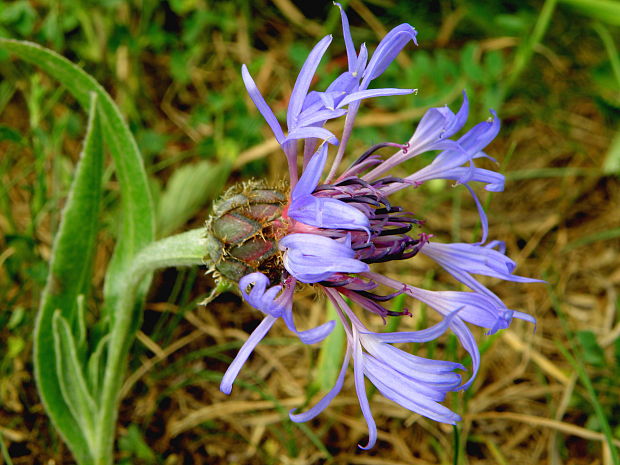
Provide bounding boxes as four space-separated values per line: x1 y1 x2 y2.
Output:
1 0 619 463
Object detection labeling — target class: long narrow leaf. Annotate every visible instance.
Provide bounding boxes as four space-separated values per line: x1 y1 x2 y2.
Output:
311 301 345 393
52 311 97 447
157 160 231 237
560 0 620 26
87 334 110 400
0 38 155 319
33 93 103 465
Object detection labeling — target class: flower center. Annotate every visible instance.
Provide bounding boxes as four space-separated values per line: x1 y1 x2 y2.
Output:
309 175 427 266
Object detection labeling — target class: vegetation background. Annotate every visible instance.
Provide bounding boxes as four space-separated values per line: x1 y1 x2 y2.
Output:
1 0 619 463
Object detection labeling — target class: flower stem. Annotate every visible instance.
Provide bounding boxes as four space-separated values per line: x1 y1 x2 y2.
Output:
91 228 207 464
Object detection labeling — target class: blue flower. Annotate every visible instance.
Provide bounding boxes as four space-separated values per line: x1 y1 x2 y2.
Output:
216 3 542 449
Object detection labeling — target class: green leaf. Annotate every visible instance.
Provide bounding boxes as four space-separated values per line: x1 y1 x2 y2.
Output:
87 334 109 401
311 301 345 394
560 0 620 26
0 38 155 321
157 160 230 237
52 311 97 448
33 93 103 465
118 424 157 463
0 125 22 143
576 331 606 367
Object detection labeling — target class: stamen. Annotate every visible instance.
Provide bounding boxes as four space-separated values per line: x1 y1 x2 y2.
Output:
356 289 405 302
346 142 410 172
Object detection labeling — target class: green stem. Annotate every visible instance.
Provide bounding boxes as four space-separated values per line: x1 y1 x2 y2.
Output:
453 424 460 465
92 228 207 464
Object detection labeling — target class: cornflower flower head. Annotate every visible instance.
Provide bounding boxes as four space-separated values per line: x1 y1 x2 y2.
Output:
204 4 542 449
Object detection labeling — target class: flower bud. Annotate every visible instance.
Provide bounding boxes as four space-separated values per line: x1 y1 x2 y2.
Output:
205 182 287 283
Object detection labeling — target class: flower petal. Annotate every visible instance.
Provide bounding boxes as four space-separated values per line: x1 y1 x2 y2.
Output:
410 287 508 331
220 315 278 394
353 328 377 450
292 144 328 199
241 65 285 143
337 87 415 108
238 272 296 319
457 109 500 154
288 35 333 130
296 108 347 128
280 233 369 283
284 126 339 145
368 308 461 343
289 346 352 422
289 195 371 233
335 2 357 71
281 306 336 344
421 241 543 293
364 356 461 423
362 24 417 85
361 335 463 386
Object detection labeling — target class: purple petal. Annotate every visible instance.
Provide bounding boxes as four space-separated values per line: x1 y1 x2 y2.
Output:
337 87 415 108
447 91 469 137
513 310 537 326
464 184 489 244
280 233 369 283
427 164 505 191
239 272 286 317
364 356 448 401
319 91 336 109
362 24 418 86
355 43 368 76
405 148 472 184
281 306 336 344
299 91 339 117
369 308 461 343
457 109 500 154
289 346 352 422
289 195 371 234
353 329 377 450
335 2 357 71
421 241 543 288
361 334 463 385
447 317 480 389
296 108 348 127
325 71 359 94
292 144 327 199
241 65 285 143
220 315 277 394
288 35 333 130
409 287 508 335
364 357 461 424
408 92 469 154
283 126 339 145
